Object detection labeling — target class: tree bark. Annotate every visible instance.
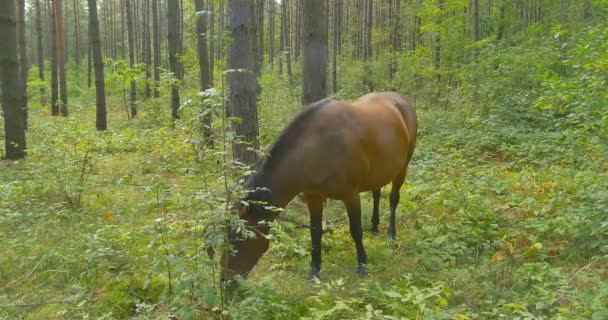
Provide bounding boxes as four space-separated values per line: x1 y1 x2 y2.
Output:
1 0 27 159
268 0 274 67
227 0 260 166
87 0 107 130
285 0 293 83
473 0 480 41
332 0 339 93
257 0 264 68
195 0 212 143
278 1 284 76
55 0 68 116
152 0 160 97
209 0 214 86
126 0 137 117
36 0 46 105
18 0 29 128
87 34 92 88
168 0 182 119
50 0 59 116
302 0 328 105
73 0 81 66
144 0 151 98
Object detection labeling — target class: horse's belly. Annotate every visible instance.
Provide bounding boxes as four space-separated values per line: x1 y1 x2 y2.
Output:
358 149 408 191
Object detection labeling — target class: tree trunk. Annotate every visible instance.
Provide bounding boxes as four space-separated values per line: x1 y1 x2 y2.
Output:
332 0 339 93
0 0 27 159
218 0 224 61
152 0 160 97
268 0 274 67
144 0 151 98
285 0 293 83
36 0 46 105
168 0 182 119
473 0 480 41
18 0 29 129
195 0 212 143
278 1 284 76
87 34 92 88
55 0 68 116
295 0 301 61
50 0 59 116
257 0 264 68
227 0 260 166
209 0 214 86
87 0 107 130
302 0 328 106
73 0 81 66
126 0 137 117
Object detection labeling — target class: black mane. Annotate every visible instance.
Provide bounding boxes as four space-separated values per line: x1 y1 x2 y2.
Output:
246 98 335 190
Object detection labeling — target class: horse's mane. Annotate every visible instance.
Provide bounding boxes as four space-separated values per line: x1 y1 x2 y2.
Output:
247 98 335 189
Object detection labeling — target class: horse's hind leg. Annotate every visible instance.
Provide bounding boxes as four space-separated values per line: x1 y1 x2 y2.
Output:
371 189 381 232
388 172 406 244
306 194 324 279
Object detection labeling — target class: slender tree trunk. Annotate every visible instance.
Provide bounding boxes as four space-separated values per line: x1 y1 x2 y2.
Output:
268 0 274 67
365 0 372 60
209 0 214 86
332 0 339 93
257 0 264 68
126 0 137 117
88 0 107 130
55 0 68 116
87 35 92 88
1 0 27 159
64 0 69 64
18 0 29 128
36 0 46 106
295 0 301 61
473 0 480 41
121 0 125 57
168 0 182 119
50 0 59 115
73 0 81 66
278 1 284 76
218 0 224 60
152 0 160 97
302 0 328 106
144 0 151 98
195 0 212 143
177 0 184 80
285 0 293 83
227 0 260 165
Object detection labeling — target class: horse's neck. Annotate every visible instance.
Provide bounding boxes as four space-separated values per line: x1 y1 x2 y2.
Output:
254 169 298 209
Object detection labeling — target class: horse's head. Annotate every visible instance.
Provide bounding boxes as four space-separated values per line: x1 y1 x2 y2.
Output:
220 186 275 282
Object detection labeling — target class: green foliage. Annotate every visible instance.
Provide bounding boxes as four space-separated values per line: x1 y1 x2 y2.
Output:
2 2 608 319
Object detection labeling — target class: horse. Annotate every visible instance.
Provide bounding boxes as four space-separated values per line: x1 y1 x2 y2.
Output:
220 91 418 281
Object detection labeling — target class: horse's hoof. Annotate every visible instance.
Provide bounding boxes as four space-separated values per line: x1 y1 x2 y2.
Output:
356 265 369 277
307 270 321 280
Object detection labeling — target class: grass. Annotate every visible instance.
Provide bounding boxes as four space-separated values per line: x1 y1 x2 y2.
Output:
1 74 607 319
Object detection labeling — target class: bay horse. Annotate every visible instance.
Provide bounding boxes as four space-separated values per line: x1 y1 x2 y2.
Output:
221 91 418 281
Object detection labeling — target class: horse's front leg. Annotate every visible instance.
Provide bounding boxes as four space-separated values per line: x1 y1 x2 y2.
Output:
306 194 324 279
343 192 368 276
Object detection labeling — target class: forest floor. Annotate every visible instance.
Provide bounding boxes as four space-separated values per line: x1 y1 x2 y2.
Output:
1 79 607 319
